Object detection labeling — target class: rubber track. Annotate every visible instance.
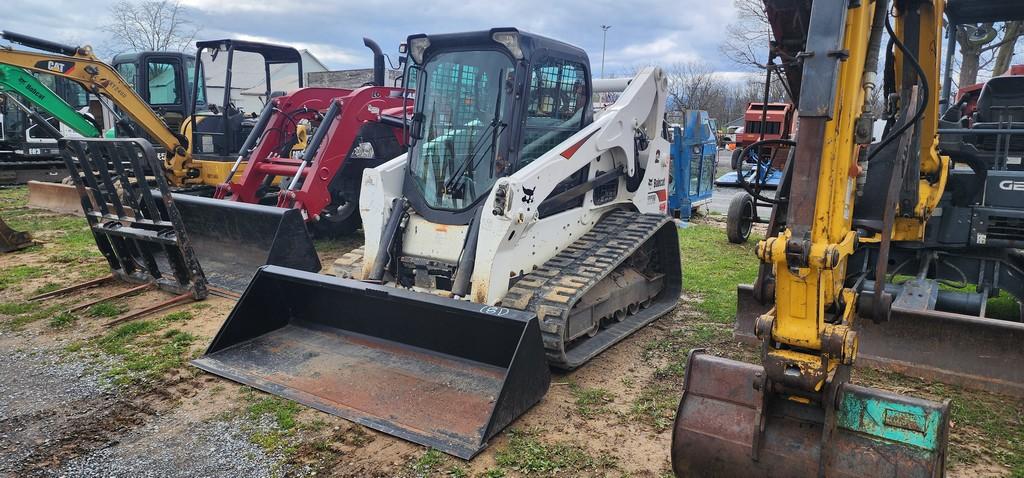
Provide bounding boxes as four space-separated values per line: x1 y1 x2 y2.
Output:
500 209 672 368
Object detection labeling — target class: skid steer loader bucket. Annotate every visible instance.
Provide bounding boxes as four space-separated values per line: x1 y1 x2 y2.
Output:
0 217 33 252
168 195 321 294
735 284 1024 397
672 350 950 478
192 266 551 459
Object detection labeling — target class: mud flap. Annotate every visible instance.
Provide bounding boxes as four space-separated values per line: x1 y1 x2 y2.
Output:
672 350 949 478
735 284 1024 397
0 217 33 252
169 194 321 293
192 266 551 459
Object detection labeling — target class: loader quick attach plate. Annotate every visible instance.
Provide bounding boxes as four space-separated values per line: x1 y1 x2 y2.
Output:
192 266 551 459
672 350 950 478
168 194 321 294
58 138 206 298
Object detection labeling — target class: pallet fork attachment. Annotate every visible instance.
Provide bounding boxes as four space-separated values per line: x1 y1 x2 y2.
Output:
192 266 550 459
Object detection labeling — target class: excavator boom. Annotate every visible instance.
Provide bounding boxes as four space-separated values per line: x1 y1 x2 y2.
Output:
0 32 190 174
0 64 100 138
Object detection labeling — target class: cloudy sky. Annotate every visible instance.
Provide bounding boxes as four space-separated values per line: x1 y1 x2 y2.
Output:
2 0 747 76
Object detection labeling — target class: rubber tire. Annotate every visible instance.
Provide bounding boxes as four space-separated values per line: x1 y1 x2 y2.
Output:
730 148 744 171
726 192 754 244
311 212 361 238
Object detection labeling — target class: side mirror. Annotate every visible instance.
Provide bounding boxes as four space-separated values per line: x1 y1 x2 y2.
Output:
409 112 424 142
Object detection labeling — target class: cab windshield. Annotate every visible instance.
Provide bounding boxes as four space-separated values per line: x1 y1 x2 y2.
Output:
409 50 513 211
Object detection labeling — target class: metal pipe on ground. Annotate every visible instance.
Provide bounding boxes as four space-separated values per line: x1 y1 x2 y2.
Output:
192 266 551 459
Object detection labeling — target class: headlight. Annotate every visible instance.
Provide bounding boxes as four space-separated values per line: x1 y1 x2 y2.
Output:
492 31 523 60
409 37 430 64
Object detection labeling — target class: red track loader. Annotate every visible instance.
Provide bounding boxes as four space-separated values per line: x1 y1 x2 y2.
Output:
172 39 410 293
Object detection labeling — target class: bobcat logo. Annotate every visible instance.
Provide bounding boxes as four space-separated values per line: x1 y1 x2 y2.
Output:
521 186 536 204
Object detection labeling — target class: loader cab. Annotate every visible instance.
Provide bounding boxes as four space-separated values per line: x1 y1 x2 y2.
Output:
190 39 303 160
403 28 592 224
112 51 204 133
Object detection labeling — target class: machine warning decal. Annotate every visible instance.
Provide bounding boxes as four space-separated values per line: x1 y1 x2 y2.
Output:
35 60 75 75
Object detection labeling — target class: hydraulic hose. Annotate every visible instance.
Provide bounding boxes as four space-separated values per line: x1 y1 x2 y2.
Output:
867 10 929 163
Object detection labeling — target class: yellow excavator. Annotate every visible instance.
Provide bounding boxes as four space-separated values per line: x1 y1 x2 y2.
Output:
672 0 968 475
0 31 304 188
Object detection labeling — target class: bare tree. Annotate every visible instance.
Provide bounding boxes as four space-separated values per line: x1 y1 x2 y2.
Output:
720 0 772 70
666 62 727 116
103 0 200 54
955 22 1022 86
992 21 1023 76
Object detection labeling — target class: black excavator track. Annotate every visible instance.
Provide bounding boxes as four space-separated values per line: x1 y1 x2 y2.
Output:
500 209 682 369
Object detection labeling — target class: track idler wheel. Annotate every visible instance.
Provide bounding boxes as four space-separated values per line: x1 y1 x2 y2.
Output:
671 350 949 478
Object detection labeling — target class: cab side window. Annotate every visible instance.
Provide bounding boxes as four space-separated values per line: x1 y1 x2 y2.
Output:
116 62 138 91
146 60 181 105
517 59 588 169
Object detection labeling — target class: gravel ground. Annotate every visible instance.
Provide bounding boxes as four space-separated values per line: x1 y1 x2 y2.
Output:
55 415 285 478
0 337 114 476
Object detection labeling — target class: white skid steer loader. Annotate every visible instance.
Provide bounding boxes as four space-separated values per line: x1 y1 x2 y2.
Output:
193 28 682 459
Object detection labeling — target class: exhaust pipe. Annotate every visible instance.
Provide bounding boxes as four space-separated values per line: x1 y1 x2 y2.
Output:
363 37 385 87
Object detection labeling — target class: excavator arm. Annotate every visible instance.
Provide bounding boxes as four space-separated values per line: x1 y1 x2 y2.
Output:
0 31 194 183
0 63 100 138
673 1 952 476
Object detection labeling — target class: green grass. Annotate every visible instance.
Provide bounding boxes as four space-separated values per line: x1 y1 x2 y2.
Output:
491 429 617 476
567 380 615 418
88 301 128 318
246 394 302 431
677 225 760 323
239 389 304 460
48 311 77 328
162 310 193 322
3 302 65 330
0 302 37 315
32 282 65 296
410 449 445 475
0 264 47 291
80 320 196 386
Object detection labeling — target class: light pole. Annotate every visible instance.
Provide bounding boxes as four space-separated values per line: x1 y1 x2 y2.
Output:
601 25 611 78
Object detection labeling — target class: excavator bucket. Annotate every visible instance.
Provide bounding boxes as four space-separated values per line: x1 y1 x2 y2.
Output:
169 195 321 294
672 350 950 478
27 181 85 215
0 217 33 252
192 266 551 459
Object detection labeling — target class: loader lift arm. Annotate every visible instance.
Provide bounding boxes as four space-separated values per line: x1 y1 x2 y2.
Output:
0 31 192 180
0 64 100 138
673 1 952 476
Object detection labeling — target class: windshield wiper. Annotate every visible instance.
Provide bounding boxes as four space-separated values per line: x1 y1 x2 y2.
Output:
443 69 506 195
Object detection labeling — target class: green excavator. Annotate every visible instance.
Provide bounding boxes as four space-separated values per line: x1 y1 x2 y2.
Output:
0 63 103 252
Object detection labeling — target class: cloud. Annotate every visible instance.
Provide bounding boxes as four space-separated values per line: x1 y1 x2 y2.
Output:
230 33 361 65
2 0 749 72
